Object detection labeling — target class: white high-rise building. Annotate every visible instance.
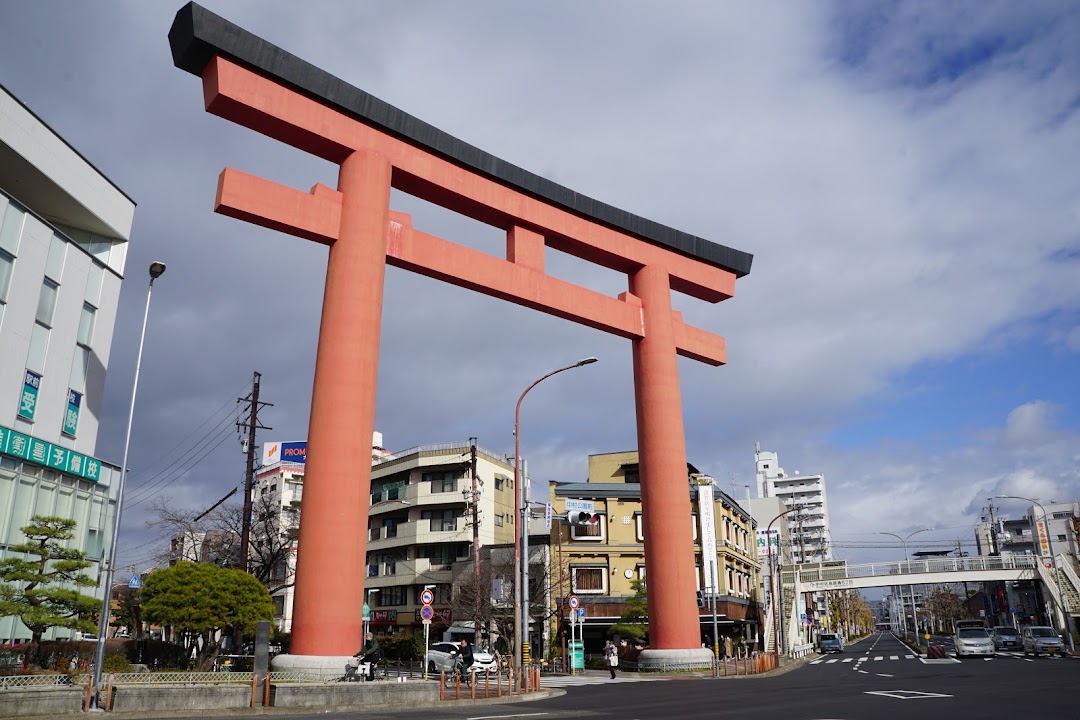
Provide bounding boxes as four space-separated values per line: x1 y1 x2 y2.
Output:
754 444 832 564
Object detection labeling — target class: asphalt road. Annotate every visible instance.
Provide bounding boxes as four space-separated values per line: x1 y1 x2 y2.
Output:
185 633 1077 720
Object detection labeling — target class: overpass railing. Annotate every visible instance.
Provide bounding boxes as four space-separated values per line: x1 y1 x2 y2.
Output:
797 554 1037 583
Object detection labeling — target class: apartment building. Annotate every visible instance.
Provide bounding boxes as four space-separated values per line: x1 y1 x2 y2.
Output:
549 451 762 653
0 83 132 642
754 445 832 564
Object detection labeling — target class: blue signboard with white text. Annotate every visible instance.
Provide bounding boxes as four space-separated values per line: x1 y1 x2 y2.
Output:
18 370 41 421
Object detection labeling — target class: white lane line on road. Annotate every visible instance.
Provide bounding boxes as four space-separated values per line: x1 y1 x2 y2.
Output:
877 673 893 677
905 655 914 659
842 658 854 663
468 714 549 720
874 656 883 661
889 656 898 660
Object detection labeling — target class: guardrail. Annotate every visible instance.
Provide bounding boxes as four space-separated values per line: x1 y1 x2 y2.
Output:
791 643 815 659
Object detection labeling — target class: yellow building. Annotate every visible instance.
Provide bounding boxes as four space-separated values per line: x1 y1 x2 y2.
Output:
549 451 762 654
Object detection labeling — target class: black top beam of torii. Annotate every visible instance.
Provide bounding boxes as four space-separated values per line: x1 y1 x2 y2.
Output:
168 2 754 279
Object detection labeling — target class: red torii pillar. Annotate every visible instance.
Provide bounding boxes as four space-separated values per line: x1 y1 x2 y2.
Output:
169 1 752 670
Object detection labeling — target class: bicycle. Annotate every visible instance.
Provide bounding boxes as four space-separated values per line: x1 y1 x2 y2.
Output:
443 658 474 688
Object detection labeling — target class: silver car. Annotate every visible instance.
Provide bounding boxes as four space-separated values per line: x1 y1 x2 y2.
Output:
1022 626 1064 656
953 627 994 657
991 626 1021 651
425 642 498 675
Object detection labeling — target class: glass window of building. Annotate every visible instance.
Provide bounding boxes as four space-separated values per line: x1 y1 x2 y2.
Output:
0 200 25 255
77 303 96 346
27 322 50 374
44 234 66 281
36 279 59 327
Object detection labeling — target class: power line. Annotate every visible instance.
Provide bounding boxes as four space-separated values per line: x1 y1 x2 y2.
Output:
123 378 252 491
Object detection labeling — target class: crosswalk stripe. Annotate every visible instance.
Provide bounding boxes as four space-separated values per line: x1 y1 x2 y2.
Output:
538 675 668 688
889 656 898 660
826 659 839 664
874 656 883 661
842 658 853 663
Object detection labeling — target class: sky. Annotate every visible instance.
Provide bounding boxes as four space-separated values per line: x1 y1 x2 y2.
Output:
1 0 1078 574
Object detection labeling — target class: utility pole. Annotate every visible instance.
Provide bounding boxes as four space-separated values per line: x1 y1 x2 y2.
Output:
469 437 481 646
237 371 272 572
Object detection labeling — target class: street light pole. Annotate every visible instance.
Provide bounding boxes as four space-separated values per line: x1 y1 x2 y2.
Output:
91 261 166 709
768 506 801 657
878 528 933 644
995 495 1075 652
513 357 597 674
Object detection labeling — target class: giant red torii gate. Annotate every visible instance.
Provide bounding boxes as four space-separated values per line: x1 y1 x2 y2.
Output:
169 3 753 669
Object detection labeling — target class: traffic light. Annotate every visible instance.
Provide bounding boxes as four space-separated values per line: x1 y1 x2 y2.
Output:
573 512 600 525
696 590 704 608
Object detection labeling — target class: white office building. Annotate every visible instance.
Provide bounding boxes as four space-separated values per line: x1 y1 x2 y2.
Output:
754 444 832 564
0 83 134 641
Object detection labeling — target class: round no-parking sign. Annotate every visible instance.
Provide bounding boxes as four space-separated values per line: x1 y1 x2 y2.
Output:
420 605 434 621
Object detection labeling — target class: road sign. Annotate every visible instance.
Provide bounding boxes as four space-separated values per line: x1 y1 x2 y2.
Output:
362 602 371 621
420 605 434 621
568 640 584 670
576 608 585 619
420 589 434 605
128 575 141 589
545 502 553 531
568 595 580 609
565 499 594 514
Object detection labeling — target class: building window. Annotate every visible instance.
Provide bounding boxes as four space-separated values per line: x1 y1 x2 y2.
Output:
635 512 644 542
571 565 607 594
423 471 458 493
44 234 66 281
73 302 95 346
1052 512 1072 519
383 518 398 538
36 279 59 327
0 249 13 302
380 586 407 606
571 515 606 541
495 476 505 490
421 508 458 532
494 514 504 527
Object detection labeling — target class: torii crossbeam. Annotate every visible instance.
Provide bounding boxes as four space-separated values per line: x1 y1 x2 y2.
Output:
169 2 753 670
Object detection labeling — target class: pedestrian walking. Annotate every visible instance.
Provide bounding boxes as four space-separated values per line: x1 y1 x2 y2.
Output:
604 640 619 679
724 635 733 660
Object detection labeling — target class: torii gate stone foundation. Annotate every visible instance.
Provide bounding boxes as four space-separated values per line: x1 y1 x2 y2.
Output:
169 3 753 673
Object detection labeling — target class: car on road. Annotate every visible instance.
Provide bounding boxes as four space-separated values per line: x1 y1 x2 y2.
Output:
1021 626 1064 656
953 626 994 657
425 642 498 675
818 633 844 653
991 625 1021 651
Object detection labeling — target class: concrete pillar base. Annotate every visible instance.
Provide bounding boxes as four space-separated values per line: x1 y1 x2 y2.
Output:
636 647 715 671
271 653 354 678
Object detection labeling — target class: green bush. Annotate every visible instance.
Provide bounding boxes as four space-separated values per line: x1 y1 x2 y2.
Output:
377 633 425 661
102 655 132 673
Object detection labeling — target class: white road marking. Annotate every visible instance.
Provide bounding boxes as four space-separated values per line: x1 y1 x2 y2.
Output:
826 659 839 664
865 690 952 699
874 656 883 661
889 656 898 660
877 673 894 677
468 714 549 720
842 658 853 663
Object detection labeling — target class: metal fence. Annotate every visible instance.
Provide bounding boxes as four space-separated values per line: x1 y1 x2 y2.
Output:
0 673 88 690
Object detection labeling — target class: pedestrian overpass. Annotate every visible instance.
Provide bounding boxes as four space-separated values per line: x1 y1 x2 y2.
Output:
764 554 1080 655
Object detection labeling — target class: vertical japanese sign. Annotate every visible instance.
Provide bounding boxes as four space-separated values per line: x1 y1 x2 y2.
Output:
695 479 719 593
1036 518 1050 556
18 370 41 421
63 390 82 437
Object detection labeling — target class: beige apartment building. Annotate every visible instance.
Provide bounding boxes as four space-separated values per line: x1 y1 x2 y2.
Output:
549 451 763 654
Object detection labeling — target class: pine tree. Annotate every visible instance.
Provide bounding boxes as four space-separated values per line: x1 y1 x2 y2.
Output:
0 516 99 658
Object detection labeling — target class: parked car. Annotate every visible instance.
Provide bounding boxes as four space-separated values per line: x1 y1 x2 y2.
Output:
953 627 994 657
425 642 498 674
991 626 1021 651
818 633 844 653
1021 626 1064 656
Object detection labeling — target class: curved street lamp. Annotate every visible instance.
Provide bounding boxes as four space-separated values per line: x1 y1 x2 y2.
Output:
513 357 597 673
994 495 1075 652
768 505 802 657
878 527 933 642
91 262 166 708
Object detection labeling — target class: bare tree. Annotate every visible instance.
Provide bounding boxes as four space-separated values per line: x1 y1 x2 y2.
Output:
925 587 963 632
210 491 299 595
